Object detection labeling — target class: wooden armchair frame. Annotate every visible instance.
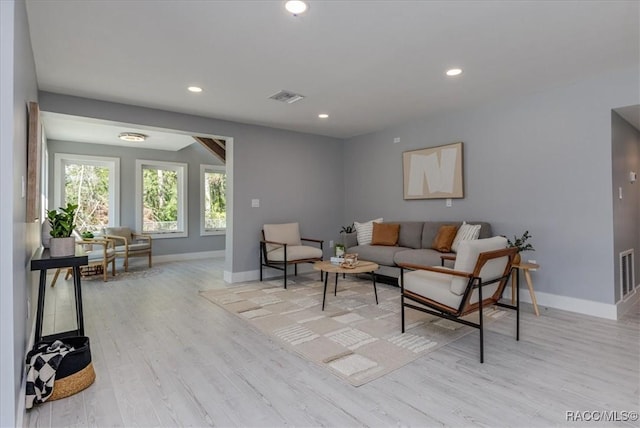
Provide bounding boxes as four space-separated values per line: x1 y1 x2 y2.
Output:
102 231 152 272
51 238 117 286
260 231 324 289
399 246 519 363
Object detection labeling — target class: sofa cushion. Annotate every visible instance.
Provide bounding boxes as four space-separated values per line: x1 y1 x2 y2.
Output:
421 222 456 249
371 223 400 246
421 221 493 249
349 245 410 267
394 248 450 268
394 221 424 249
451 221 481 253
354 218 383 246
432 225 459 252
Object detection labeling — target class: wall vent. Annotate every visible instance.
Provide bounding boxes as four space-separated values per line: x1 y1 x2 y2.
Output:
620 249 635 300
268 90 305 104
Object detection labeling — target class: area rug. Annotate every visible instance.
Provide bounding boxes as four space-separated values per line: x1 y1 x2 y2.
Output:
200 275 506 386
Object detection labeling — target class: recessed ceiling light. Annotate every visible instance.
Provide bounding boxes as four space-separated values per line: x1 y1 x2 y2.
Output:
188 86 203 93
118 132 148 142
446 68 463 77
318 113 329 119
285 1 308 15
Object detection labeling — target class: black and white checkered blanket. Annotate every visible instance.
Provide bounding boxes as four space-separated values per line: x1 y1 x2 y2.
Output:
25 340 74 409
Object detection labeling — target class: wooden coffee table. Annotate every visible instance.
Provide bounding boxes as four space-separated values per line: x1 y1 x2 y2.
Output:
313 260 380 310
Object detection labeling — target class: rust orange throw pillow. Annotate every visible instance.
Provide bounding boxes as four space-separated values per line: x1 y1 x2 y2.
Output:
432 225 459 252
371 223 400 246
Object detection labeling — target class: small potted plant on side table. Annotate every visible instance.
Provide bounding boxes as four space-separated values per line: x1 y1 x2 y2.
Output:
47 203 78 257
507 230 534 265
81 231 95 251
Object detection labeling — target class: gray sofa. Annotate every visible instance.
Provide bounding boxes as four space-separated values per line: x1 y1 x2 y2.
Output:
344 221 493 279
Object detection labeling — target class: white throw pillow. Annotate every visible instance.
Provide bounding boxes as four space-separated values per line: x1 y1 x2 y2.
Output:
451 221 481 253
354 218 383 246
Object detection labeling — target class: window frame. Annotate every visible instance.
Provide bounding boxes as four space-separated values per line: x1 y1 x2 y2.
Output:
135 159 188 239
53 153 120 228
200 164 226 236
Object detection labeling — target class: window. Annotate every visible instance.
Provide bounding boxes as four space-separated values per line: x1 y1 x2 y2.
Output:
136 160 187 238
200 165 226 235
54 153 120 232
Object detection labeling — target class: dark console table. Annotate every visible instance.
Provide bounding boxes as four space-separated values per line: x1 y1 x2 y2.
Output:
30 247 88 346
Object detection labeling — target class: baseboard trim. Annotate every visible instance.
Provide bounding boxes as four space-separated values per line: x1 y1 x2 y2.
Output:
154 250 225 264
511 287 617 320
617 288 639 319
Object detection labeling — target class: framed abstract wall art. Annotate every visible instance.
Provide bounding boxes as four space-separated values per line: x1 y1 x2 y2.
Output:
402 142 464 199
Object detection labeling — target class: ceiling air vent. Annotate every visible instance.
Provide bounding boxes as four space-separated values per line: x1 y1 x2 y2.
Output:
269 90 305 104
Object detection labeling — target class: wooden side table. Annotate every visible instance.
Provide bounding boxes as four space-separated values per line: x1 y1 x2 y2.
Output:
512 262 540 316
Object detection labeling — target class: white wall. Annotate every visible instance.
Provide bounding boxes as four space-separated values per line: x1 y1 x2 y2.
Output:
0 0 40 426
343 67 639 310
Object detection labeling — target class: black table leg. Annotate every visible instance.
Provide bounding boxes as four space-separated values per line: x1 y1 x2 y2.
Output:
72 266 85 336
322 270 328 310
34 270 47 345
334 273 338 296
372 272 378 304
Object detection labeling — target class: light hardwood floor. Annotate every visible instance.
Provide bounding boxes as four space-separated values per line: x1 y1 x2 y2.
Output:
26 258 639 427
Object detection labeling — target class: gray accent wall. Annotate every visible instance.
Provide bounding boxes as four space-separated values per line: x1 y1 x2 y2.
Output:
343 67 639 305
0 0 39 426
611 111 640 302
46 140 226 256
38 92 345 274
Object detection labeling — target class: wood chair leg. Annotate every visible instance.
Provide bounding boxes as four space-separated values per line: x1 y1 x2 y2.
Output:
64 268 72 280
524 269 540 316
50 268 61 287
148 252 152 268
103 263 108 282
111 259 116 277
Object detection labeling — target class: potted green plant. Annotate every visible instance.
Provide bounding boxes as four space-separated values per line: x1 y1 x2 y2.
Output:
339 223 355 234
338 223 355 254
47 203 78 257
507 230 534 264
80 231 94 240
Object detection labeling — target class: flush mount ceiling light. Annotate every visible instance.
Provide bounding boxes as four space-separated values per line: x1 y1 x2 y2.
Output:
118 132 148 142
187 86 203 93
446 68 463 77
285 0 308 15
318 113 329 119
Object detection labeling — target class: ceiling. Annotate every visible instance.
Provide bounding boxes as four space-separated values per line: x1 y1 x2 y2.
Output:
41 112 197 151
26 1 639 141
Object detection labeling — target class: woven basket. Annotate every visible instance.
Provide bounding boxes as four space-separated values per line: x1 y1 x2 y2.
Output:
46 336 95 401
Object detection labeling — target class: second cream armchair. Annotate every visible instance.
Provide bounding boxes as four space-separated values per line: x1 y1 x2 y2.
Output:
103 227 152 272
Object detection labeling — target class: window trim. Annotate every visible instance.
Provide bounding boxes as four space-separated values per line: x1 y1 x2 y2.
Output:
53 153 120 227
135 159 188 239
200 164 226 236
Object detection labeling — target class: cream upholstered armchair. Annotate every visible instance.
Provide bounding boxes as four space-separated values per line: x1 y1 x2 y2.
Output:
260 222 324 288
399 236 519 363
102 227 152 272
